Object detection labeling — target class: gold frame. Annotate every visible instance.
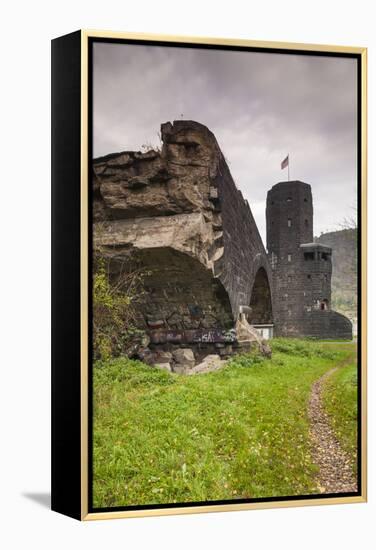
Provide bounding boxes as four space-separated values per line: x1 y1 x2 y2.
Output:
80 29 367 520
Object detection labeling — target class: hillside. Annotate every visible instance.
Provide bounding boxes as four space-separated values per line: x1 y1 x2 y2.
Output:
316 229 357 332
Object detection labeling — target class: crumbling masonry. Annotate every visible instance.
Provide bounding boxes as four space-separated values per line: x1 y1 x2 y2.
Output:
93 120 352 368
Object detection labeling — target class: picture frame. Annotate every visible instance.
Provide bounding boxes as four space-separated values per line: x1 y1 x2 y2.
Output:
51 29 367 521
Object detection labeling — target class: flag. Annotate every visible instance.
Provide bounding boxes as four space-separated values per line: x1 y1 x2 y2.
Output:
281 155 289 170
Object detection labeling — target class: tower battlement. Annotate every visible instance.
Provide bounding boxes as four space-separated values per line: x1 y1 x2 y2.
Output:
266 180 313 257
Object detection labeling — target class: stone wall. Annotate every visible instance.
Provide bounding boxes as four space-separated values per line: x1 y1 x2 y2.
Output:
214 153 273 322
299 310 353 339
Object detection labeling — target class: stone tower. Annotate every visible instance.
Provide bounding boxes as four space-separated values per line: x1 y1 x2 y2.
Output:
266 180 313 257
266 180 350 338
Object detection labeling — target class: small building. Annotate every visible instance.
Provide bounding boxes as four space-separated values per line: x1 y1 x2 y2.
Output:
253 324 274 340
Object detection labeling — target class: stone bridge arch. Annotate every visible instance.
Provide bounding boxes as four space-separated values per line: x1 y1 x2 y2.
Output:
135 247 234 331
248 266 273 325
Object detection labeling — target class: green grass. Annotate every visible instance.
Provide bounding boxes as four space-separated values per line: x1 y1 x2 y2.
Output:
322 350 358 474
93 339 356 508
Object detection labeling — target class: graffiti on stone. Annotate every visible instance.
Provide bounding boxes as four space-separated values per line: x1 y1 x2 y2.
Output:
149 328 237 345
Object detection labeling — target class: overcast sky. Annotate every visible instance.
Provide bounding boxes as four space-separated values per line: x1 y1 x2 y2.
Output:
93 42 358 242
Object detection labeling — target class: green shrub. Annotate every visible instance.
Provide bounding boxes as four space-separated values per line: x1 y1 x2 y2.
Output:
93 252 149 360
270 338 336 360
227 351 266 369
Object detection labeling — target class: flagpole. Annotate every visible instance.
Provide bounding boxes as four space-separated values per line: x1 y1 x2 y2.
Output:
288 153 290 181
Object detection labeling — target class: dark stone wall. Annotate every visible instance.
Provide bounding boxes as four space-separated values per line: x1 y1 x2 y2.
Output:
213 146 273 322
300 310 353 339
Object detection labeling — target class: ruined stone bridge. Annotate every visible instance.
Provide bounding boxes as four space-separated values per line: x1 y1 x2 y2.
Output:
93 120 273 343
93 119 352 357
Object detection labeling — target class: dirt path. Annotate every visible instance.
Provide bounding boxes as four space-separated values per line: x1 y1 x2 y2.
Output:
308 366 357 494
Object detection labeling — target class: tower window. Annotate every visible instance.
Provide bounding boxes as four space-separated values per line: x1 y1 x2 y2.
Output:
287 275 292 283
322 252 330 261
287 254 292 262
304 252 315 261
307 274 311 279
304 198 308 202
304 219 308 226
287 218 292 227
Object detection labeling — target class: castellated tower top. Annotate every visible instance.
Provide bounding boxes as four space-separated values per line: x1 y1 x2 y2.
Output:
266 180 313 256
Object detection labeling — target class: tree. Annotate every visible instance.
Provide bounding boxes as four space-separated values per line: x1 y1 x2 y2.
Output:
339 204 358 231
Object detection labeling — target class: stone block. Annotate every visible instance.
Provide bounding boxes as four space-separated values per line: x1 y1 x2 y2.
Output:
154 362 172 372
188 354 224 374
154 350 173 363
172 348 195 369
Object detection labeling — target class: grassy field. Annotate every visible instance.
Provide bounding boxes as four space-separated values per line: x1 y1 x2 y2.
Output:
93 339 357 508
322 346 358 474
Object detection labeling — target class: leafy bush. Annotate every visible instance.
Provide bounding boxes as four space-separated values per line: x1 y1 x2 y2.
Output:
227 351 266 369
93 251 149 360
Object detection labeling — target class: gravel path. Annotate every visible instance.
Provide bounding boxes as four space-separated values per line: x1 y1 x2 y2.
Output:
308 366 357 494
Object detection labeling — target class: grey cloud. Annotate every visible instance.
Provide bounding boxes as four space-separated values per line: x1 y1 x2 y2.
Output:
93 42 358 242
